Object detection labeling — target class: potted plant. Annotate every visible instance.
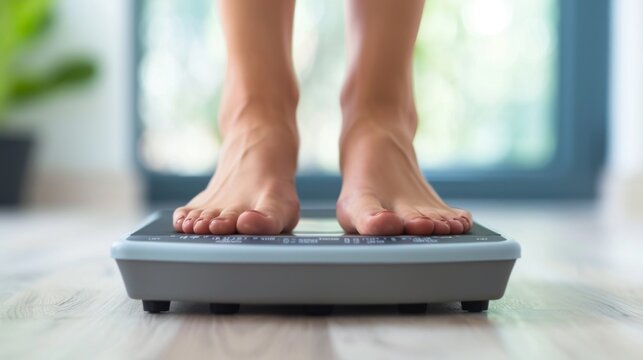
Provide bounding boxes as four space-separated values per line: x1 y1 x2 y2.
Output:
0 0 96 205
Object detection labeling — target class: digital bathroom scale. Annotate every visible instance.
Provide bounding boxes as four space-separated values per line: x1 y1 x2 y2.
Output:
111 210 520 315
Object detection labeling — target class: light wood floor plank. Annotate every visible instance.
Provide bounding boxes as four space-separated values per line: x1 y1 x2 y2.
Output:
1 203 642 359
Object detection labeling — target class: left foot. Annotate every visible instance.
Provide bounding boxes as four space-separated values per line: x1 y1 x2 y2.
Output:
337 106 473 236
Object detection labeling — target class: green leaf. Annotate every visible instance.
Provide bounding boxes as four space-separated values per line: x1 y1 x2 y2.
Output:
9 58 97 103
0 0 55 128
10 0 54 45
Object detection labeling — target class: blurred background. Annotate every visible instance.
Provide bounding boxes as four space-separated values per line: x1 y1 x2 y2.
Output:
0 0 641 218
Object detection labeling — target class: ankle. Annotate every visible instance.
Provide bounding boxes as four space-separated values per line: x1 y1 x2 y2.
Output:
220 103 300 155
224 65 299 105
340 65 414 107
340 75 417 133
219 84 299 137
340 99 418 146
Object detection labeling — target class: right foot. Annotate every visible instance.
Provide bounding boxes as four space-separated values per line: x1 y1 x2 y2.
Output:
173 98 300 235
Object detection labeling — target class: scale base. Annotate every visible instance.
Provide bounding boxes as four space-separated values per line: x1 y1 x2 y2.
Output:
113 211 520 315
118 259 512 315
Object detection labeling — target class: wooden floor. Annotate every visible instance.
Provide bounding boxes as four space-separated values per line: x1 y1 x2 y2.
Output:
1 202 642 359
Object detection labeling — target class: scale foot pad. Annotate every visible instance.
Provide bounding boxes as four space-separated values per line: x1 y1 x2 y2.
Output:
303 305 334 316
397 303 428 314
209 303 241 315
461 300 489 313
142 300 171 313
140 301 491 314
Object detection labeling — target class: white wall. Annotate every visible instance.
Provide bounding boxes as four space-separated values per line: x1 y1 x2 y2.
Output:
609 0 643 174
7 0 140 208
603 0 643 215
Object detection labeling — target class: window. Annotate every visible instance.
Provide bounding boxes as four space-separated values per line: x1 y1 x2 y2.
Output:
133 0 609 202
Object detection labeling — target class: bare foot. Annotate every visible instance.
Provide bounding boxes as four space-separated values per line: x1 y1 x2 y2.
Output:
173 99 300 235
337 107 473 236
173 0 303 235
335 0 470 235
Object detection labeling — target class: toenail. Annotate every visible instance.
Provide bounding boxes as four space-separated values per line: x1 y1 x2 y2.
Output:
374 210 394 216
176 217 185 224
185 218 193 222
196 218 204 223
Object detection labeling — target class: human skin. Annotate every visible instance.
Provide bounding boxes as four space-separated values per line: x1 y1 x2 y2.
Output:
173 0 472 235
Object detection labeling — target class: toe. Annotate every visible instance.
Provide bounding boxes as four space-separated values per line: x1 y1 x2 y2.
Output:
438 210 465 234
446 218 465 234
430 216 451 235
455 217 470 233
417 209 451 235
397 207 435 235
418 209 465 235
455 209 473 232
236 193 299 235
237 209 282 235
193 209 221 234
404 216 435 235
338 194 403 235
210 209 241 235
182 209 203 234
360 211 404 236
173 207 190 232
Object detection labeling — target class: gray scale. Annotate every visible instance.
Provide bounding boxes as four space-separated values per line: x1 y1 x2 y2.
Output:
112 210 520 315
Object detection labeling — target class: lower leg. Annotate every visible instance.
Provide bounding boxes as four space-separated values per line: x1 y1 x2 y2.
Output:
341 0 421 129
173 0 300 235
337 0 472 235
218 0 299 135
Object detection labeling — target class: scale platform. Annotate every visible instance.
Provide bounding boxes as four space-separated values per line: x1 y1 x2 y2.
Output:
111 210 520 315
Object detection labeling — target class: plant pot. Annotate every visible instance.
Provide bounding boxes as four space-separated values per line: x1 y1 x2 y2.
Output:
0 133 33 205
